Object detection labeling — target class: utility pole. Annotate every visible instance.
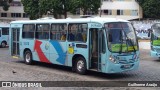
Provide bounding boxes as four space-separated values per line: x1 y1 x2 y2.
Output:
99 0 103 17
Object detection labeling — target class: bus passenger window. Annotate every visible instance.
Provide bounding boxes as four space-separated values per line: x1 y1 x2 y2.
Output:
68 23 87 42
2 28 9 35
36 24 49 39
22 24 35 38
51 24 67 41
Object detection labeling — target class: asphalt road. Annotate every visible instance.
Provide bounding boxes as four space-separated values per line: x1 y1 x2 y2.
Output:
0 48 160 90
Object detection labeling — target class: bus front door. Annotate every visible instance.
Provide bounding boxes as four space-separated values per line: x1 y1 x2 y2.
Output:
89 28 106 72
11 28 20 56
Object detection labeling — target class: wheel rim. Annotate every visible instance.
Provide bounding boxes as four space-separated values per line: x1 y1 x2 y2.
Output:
2 43 6 47
77 60 84 71
25 53 31 63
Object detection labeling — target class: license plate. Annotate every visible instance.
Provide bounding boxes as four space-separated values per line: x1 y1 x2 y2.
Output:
123 64 131 68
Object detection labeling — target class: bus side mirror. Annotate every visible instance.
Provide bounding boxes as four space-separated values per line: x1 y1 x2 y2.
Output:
148 31 150 37
148 29 152 37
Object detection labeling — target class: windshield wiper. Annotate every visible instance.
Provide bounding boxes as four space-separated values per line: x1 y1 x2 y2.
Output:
122 30 136 53
120 26 136 53
119 30 123 54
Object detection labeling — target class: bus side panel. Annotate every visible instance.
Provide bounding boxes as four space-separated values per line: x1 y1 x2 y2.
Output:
22 39 53 63
20 39 37 60
32 40 50 63
0 35 9 44
74 45 89 68
49 40 67 65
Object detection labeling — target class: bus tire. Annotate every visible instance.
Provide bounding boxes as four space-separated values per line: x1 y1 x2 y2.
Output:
24 50 33 65
1 41 6 48
75 57 86 75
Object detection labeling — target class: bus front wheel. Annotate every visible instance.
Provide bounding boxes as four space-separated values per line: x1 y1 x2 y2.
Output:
75 57 86 75
1 42 6 48
24 50 33 65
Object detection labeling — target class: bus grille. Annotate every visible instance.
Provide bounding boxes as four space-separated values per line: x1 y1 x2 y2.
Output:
156 49 160 53
119 59 134 64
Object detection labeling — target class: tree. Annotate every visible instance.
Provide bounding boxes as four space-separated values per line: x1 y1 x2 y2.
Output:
137 0 160 18
21 0 41 20
39 0 62 19
71 0 101 15
22 0 101 19
39 0 76 18
0 0 12 11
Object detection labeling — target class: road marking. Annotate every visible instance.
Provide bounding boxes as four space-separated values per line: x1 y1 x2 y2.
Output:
12 56 19 59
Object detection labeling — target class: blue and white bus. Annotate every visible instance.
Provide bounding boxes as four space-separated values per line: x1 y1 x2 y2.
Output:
10 17 139 74
0 23 9 48
149 23 160 58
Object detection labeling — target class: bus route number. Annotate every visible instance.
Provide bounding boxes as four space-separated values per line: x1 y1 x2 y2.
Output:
91 23 102 28
23 42 29 45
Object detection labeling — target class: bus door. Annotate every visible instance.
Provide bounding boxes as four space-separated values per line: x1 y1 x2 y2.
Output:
11 28 20 56
89 28 106 71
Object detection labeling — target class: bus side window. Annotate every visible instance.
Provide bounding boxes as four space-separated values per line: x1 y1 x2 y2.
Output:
68 23 87 42
68 24 75 41
36 24 49 39
22 24 35 39
51 24 67 41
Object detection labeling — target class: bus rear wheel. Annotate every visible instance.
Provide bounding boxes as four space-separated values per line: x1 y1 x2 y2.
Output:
1 42 6 48
75 57 86 75
24 50 33 65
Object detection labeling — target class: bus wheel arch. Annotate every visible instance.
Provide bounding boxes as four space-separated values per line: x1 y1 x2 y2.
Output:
23 48 33 65
72 54 87 74
1 41 7 48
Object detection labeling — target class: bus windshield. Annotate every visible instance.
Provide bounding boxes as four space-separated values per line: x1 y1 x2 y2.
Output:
105 22 138 53
151 23 160 46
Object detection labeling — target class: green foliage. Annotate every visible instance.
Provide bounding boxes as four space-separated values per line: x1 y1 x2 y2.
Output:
72 0 101 15
21 0 101 19
21 0 40 20
0 0 13 11
137 0 160 19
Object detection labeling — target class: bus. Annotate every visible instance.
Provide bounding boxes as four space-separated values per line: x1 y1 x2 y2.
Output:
0 23 9 48
9 17 139 74
149 23 160 58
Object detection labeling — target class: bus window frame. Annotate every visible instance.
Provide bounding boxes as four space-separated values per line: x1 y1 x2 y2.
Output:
22 24 35 39
50 23 67 42
67 23 88 43
2 28 9 35
36 23 50 40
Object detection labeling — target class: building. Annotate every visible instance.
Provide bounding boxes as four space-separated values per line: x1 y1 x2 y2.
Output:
0 0 142 21
100 0 143 20
0 0 28 22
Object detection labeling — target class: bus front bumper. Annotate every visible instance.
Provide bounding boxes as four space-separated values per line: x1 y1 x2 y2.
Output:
150 50 160 57
106 61 139 73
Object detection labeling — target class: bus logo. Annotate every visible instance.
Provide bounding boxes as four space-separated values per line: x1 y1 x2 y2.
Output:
2 82 11 87
45 43 49 50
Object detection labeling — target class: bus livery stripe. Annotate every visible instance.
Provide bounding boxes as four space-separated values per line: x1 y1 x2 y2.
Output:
50 41 66 64
34 40 51 63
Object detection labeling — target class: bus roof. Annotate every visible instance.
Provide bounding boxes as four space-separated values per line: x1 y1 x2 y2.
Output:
0 22 10 27
10 17 129 24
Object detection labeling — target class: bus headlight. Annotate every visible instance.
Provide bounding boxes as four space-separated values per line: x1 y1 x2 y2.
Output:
109 55 118 63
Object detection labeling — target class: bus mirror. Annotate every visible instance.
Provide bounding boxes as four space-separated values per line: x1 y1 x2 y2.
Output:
148 31 150 37
148 29 152 37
